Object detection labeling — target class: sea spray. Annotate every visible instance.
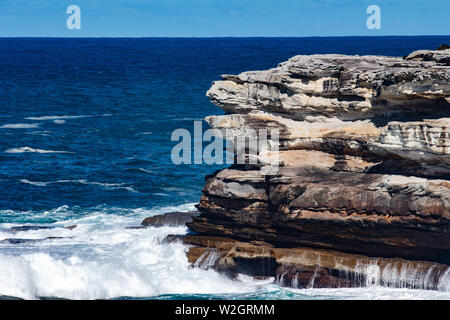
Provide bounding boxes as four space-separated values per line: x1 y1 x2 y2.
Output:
0 204 257 299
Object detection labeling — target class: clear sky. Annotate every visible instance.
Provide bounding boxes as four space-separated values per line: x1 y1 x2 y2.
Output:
0 0 449 37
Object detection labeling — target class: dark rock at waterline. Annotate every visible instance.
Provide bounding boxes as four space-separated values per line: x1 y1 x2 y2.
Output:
1 238 43 244
182 235 450 290
1 237 67 244
141 211 200 227
10 225 77 232
437 44 450 50
162 234 186 244
11 226 52 232
0 295 23 300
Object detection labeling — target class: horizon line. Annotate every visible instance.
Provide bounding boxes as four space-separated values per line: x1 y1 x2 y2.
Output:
0 34 449 39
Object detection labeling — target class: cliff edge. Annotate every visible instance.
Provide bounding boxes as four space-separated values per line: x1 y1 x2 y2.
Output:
183 48 450 289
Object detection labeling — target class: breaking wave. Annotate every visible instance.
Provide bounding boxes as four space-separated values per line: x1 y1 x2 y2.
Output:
19 179 138 193
0 203 260 300
25 115 93 121
0 123 40 129
4 147 73 154
24 114 113 121
0 203 450 300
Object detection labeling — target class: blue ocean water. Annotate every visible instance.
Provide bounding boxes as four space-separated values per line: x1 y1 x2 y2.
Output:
1 36 450 300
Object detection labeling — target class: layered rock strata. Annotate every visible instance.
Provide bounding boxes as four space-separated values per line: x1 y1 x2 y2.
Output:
182 235 450 290
184 48 450 289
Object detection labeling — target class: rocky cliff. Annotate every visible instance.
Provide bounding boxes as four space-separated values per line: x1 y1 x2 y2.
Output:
183 48 450 289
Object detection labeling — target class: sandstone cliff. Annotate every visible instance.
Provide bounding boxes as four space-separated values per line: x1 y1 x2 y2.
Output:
183 48 450 289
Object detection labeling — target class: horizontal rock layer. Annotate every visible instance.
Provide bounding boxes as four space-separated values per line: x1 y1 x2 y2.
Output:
189 166 450 263
181 235 450 290
207 50 450 121
188 49 450 288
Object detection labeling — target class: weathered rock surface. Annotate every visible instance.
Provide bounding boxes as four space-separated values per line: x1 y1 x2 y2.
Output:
205 109 449 178
141 211 199 227
187 48 450 289
406 49 450 65
207 49 450 120
189 167 450 263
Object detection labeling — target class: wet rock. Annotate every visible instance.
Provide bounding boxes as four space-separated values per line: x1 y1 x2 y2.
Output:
10 226 53 232
0 295 24 300
10 225 77 232
141 211 200 227
1 238 43 244
0 236 66 244
162 234 185 243
437 44 450 51
182 235 450 290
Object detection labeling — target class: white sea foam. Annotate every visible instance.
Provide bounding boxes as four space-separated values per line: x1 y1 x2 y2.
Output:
55 180 138 193
0 123 40 129
25 115 93 121
25 114 113 121
137 168 153 174
23 131 52 136
172 118 203 121
20 179 49 187
19 179 138 193
1 203 449 300
53 120 66 124
5 147 73 154
0 203 258 300
283 286 450 300
0 205 78 224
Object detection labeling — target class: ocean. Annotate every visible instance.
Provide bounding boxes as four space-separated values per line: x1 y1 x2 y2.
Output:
1 36 450 300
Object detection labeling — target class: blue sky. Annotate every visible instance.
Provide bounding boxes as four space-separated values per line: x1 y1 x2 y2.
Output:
0 0 448 37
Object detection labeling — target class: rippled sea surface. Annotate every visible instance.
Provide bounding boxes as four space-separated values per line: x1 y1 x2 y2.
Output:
1 37 450 299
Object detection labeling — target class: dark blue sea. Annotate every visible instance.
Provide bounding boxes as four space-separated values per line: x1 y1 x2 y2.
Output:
1 36 450 299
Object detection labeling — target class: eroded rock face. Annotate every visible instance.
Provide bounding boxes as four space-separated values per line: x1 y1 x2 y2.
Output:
406 49 450 65
187 49 450 289
189 167 450 263
207 50 450 120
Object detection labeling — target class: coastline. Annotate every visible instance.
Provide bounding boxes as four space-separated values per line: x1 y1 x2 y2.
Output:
1 37 450 300
172 47 450 290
